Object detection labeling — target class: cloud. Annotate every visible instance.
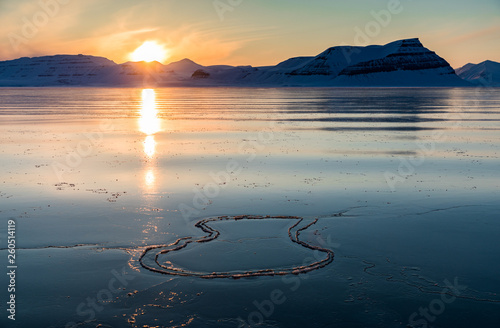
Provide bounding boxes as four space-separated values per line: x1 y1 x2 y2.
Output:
0 1 279 65
0 0 102 59
161 25 243 64
444 24 500 46
162 23 277 65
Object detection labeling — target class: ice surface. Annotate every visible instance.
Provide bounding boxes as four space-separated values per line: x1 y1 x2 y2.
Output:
0 87 499 327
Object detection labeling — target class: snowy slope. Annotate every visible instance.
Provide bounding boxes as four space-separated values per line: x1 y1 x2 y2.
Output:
455 60 500 86
0 55 117 86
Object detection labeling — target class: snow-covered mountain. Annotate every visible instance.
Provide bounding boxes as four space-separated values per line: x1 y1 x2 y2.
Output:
0 39 476 87
164 58 203 77
455 60 500 87
235 38 469 86
0 54 116 86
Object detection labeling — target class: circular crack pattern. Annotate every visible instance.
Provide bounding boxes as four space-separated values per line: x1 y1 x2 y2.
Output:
139 215 334 279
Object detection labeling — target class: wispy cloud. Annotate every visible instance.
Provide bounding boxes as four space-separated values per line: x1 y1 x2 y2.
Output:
0 0 102 59
443 24 500 45
156 23 276 65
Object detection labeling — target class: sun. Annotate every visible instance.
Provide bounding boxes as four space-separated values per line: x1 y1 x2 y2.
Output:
130 41 169 63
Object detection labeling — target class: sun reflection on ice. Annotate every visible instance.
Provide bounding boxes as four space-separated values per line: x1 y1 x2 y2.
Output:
143 135 156 158
139 89 160 189
145 168 156 187
137 89 165 247
139 89 161 137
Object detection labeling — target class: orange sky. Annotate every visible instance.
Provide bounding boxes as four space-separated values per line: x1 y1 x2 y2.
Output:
0 0 499 68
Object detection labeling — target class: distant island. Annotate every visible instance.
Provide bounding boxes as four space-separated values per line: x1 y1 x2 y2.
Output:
0 38 498 87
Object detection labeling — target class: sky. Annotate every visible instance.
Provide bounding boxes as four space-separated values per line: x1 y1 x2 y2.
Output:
0 0 499 68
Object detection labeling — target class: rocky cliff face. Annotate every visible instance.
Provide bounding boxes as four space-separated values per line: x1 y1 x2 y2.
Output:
337 39 455 76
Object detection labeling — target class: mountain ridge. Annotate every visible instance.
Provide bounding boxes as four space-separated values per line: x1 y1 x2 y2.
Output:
455 60 500 87
0 38 491 87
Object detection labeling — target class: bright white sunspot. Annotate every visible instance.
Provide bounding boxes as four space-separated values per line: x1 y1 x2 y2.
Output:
130 41 169 63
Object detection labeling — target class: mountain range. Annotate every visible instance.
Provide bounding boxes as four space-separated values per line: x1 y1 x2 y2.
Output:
0 38 497 87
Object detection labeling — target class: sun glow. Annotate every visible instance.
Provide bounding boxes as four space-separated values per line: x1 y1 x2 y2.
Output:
130 41 169 63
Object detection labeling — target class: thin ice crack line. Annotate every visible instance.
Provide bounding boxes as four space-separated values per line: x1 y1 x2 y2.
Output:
414 205 480 216
316 205 369 219
139 215 335 279
0 243 101 251
362 260 500 304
